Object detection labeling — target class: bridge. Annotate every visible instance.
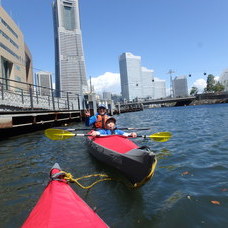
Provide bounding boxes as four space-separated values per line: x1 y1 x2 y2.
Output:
119 92 228 109
142 96 196 106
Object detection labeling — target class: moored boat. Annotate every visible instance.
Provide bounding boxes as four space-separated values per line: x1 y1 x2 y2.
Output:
87 133 157 187
22 163 108 228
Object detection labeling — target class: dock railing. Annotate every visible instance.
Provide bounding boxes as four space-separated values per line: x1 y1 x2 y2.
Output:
0 77 81 111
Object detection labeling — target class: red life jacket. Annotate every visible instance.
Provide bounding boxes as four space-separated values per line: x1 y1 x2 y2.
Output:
94 114 109 129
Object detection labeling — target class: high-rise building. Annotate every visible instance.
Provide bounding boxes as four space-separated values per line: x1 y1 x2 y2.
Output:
119 52 142 101
141 66 154 99
36 71 52 96
103 91 112 100
52 0 88 97
173 75 188 97
0 6 33 91
219 69 228 91
153 78 166 99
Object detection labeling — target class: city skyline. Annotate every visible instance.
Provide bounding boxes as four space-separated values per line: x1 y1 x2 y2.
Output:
2 0 228 95
119 52 166 101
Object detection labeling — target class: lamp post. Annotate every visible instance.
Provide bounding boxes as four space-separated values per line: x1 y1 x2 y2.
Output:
167 69 175 97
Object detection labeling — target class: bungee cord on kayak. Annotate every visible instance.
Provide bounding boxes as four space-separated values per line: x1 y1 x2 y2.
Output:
60 171 113 189
133 158 157 188
57 169 159 189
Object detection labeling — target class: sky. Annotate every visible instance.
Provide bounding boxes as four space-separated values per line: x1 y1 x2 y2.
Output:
2 0 228 95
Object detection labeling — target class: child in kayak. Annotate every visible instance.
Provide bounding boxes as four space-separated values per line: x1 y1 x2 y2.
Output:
85 104 109 129
91 117 137 137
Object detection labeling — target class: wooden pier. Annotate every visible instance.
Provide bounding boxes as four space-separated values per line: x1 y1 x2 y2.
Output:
0 110 82 139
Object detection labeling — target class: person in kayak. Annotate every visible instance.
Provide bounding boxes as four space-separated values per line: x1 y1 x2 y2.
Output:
85 104 109 129
91 117 137 137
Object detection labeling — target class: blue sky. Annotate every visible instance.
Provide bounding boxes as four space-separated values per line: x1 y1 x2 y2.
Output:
2 0 228 95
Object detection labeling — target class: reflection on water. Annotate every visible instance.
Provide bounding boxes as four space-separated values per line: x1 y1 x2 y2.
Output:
156 148 172 160
0 104 228 228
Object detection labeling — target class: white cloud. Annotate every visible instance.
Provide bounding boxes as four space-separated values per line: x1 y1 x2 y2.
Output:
88 72 121 95
192 78 206 92
215 76 219 81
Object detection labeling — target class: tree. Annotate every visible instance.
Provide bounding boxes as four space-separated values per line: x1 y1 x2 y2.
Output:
203 74 225 93
190 87 198 95
213 82 225 92
204 74 215 92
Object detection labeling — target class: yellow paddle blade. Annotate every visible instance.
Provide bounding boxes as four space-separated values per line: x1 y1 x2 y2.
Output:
45 128 75 140
148 132 172 142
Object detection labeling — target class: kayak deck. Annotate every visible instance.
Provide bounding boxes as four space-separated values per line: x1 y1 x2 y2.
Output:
22 164 108 228
88 134 138 154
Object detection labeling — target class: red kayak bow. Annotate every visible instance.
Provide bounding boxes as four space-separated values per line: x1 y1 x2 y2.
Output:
22 163 108 228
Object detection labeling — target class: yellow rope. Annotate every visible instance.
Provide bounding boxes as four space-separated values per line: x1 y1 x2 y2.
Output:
59 158 157 190
133 158 158 188
60 171 113 189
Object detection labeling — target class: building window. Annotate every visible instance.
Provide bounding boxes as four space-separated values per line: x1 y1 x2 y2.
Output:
63 6 75 30
15 65 20 71
0 17 18 38
0 29 19 49
15 76 23 92
0 42 19 59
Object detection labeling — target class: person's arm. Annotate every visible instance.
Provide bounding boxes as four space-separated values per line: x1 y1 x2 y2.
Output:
85 115 97 126
122 131 137 137
90 130 100 136
129 132 137 137
115 129 125 135
94 129 107 136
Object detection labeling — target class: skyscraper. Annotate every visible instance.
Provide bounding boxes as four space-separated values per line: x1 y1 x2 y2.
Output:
173 76 188 97
141 66 154 99
153 78 166 99
36 71 52 96
119 52 142 101
52 0 88 97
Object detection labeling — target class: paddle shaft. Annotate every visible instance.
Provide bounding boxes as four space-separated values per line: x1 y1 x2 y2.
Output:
62 133 157 139
57 127 150 131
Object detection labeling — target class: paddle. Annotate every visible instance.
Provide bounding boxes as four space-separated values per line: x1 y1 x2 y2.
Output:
45 128 172 142
54 127 150 131
134 132 172 142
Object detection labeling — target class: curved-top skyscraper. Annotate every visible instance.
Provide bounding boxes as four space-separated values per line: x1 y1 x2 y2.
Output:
53 0 88 97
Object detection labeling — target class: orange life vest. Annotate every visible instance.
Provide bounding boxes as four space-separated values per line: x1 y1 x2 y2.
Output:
94 114 109 129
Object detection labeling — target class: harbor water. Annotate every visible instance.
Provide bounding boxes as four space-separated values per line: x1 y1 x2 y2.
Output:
0 104 228 228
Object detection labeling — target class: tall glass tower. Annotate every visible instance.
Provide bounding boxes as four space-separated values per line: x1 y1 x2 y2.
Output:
53 0 88 97
119 52 142 101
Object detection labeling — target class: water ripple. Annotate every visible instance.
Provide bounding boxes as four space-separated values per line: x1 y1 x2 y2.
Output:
0 104 228 227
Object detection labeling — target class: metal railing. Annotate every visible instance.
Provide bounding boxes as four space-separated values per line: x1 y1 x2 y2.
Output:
0 77 81 111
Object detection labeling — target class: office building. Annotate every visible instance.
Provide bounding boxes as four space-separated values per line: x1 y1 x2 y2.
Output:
0 6 33 91
219 69 228 91
119 52 142 101
103 91 112 100
141 66 155 99
36 71 52 96
153 78 166 99
173 75 188 97
53 0 88 97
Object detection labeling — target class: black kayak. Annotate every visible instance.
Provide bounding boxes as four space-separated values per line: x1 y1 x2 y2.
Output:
87 133 157 187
